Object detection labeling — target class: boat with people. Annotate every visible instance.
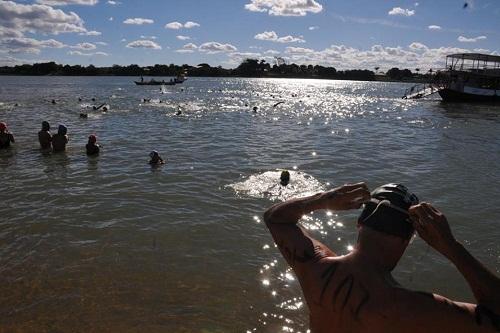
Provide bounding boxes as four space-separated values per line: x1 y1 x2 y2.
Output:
403 53 500 103
134 72 188 86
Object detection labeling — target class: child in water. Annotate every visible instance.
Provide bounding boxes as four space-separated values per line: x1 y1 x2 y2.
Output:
86 134 100 156
149 151 165 165
52 124 69 152
38 121 52 150
0 122 15 149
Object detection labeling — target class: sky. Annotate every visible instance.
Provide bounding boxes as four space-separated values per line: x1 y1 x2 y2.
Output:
0 0 499 70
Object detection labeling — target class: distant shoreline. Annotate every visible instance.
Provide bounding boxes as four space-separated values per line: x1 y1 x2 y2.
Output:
0 60 429 84
0 73 426 84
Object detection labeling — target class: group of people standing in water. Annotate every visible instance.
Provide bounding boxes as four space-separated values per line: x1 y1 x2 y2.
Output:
38 121 99 156
1 120 167 165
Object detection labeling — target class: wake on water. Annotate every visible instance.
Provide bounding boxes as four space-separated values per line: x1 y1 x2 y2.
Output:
227 170 326 202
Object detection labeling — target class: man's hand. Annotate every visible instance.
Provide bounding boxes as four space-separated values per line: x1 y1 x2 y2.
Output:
320 182 371 211
409 203 457 257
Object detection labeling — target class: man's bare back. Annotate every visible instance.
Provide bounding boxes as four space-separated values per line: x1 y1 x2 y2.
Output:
264 183 500 332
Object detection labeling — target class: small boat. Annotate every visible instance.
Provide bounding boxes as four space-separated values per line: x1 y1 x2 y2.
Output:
403 53 500 103
173 73 187 84
134 78 176 86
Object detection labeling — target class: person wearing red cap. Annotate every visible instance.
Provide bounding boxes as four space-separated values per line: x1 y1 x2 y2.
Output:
0 122 15 149
86 134 100 156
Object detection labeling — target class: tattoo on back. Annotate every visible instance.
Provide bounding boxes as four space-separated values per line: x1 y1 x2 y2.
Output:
315 263 370 320
276 239 319 265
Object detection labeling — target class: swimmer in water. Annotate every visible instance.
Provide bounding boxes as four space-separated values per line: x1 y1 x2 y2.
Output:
253 106 258 113
51 99 57 104
0 122 15 149
264 183 500 333
280 170 290 186
38 121 52 150
52 124 69 152
86 134 100 156
149 151 165 165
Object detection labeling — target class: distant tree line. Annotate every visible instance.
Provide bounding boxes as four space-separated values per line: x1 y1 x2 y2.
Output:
0 58 427 82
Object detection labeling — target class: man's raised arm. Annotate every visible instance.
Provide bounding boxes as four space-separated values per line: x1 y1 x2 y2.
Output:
410 203 500 326
263 183 370 275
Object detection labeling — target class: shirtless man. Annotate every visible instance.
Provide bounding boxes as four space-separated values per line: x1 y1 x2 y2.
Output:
52 124 69 152
264 182 500 332
38 121 52 150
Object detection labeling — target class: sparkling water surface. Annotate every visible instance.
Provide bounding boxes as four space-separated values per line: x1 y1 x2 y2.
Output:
1 76 499 332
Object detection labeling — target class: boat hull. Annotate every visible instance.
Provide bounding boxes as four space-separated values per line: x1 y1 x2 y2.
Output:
439 88 500 103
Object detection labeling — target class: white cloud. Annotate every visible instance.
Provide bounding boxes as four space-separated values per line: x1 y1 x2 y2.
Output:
308 26 319 30
409 42 428 51
95 41 107 46
229 52 263 62
184 21 200 28
68 50 108 56
80 30 101 36
0 55 40 66
0 1 88 35
245 0 323 16
36 0 98 5
285 46 314 54
165 21 200 29
265 42 494 71
72 42 96 50
0 27 23 38
176 42 198 53
176 35 191 40
199 42 237 53
0 37 66 54
165 21 183 30
264 49 280 55
388 7 415 16
458 35 487 43
123 18 154 25
109 17 113 21
140 35 157 40
126 39 162 49
428 25 442 30
107 0 119 4
254 31 305 43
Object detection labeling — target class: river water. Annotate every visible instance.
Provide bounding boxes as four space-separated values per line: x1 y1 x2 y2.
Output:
0 76 499 332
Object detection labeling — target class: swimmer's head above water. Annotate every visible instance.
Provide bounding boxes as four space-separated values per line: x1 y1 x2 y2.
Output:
88 134 97 144
58 124 67 136
280 170 290 186
0 122 6 132
358 183 419 240
42 121 50 131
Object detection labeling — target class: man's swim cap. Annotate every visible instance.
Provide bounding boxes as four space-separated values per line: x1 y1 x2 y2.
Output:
0 122 6 131
42 121 50 131
58 124 67 135
358 184 419 239
89 134 97 143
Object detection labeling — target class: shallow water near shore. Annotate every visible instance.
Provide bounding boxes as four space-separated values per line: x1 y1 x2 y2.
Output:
1 76 499 332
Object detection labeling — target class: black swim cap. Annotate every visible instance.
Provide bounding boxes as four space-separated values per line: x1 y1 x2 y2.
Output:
358 184 419 239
